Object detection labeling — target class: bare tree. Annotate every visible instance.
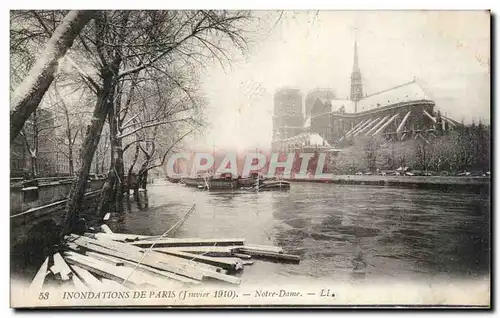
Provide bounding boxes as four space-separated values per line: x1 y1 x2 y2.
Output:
43 82 92 175
60 10 251 234
10 10 95 141
18 109 58 177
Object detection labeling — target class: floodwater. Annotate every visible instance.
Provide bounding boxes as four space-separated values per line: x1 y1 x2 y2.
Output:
106 181 490 284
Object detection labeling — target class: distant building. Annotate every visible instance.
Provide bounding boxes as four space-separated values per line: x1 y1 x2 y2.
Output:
272 88 304 142
10 135 29 177
304 88 336 118
10 109 71 177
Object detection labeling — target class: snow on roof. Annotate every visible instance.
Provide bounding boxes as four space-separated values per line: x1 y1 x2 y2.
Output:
308 133 330 147
357 81 430 113
303 117 311 128
280 132 331 147
327 99 356 113
311 98 355 116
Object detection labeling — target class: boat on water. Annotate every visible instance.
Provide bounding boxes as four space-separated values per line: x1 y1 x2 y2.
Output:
182 173 291 192
181 177 203 187
182 173 237 190
237 177 258 187
197 178 239 190
167 176 181 183
258 179 291 191
240 176 291 192
250 178 291 191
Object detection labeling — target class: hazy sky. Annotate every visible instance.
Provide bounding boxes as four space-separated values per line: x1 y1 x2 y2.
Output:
195 11 490 151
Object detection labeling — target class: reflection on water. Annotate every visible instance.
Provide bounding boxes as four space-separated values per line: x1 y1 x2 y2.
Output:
106 181 490 284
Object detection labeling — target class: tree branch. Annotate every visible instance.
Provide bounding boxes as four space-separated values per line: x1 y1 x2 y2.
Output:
146 127 198 171
117 118 191 140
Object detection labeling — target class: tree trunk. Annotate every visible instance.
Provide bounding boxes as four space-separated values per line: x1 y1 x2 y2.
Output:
143 189 149 209
142 171 149 208
114 139 125 213
64 108 75 175
135 162 148 198
30 155 37 178
100 151 106 174
134 168 149 209
97 100 118 216
97 166 116 216
68 146 74 175
141 170 148 189
134 171 142 209
95 157 99 175
10 10 95 141
62 72 113 236
126 143 140 209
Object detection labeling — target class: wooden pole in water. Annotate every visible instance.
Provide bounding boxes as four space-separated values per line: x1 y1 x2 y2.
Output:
119 203 197 286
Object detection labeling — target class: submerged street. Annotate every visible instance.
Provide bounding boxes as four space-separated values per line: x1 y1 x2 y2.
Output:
106 181 490 285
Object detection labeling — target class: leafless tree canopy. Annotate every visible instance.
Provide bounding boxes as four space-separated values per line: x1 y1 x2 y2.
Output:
10 10 254 234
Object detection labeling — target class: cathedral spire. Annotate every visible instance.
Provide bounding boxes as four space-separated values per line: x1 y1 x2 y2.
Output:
350 39 364 109
353 40 359 71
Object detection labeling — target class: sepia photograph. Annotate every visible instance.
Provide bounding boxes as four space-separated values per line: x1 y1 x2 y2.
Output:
8 9 490 308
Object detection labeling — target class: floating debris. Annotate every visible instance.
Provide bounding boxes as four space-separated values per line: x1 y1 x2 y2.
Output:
29 226 300 292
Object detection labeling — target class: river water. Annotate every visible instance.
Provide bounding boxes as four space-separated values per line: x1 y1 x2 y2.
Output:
106 181 490 285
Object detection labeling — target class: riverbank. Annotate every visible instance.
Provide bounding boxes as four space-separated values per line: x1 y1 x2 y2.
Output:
286 175 490 192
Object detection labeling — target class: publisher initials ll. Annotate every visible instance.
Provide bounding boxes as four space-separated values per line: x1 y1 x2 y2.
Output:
320 289 334 297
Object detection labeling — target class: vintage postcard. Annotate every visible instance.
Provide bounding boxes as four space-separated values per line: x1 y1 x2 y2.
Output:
9 10 490 308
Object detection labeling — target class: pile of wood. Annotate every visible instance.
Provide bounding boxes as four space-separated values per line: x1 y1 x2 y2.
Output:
29 225 300 292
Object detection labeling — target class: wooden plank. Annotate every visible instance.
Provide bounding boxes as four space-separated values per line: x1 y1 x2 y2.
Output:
68 256 143 289
71 273 89 291
65 253 162 289
100 224 113 234
73 234 223 273
66 242 81 251
199 269 241 285
71 238 202 279
77 252 188 288
70 264 105 289
241 244 283 253
69 236 205 280
53 252 73 280
153 254 224 275
154 246 237 256
131 238 245 248
90 232 156 242
77 234 147 254
236 248 300 264
49 264 61 277
69 235 240 284
86 252 125 266
29 256 49 292
232 253 252 260
77 241 238 285
103 213 111 221
86 252 200 285
155 249 241 272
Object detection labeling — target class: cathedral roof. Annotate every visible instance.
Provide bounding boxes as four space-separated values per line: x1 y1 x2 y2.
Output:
311 98 355 116
328 99 356 113
310 81 432 118
280 132 331 148
357 81 431 112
